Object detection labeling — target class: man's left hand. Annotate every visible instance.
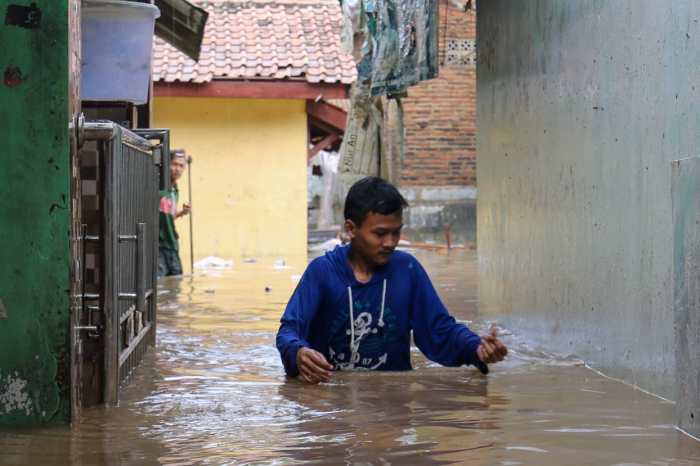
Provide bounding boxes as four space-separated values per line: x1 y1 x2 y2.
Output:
477 327 508 364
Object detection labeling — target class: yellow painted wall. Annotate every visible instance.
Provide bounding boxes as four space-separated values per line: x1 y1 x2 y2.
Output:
154 97 308 273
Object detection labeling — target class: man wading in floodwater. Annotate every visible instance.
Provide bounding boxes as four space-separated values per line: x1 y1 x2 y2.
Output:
276 177 507 384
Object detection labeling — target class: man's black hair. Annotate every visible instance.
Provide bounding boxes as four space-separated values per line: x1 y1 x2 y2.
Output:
344 177 409 225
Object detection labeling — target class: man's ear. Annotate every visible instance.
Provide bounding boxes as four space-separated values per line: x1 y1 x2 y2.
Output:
344 219 356 239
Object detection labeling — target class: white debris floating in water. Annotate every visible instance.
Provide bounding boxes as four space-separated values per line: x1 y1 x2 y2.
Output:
273 259 290 270
309 238 342 252
194 256 234 269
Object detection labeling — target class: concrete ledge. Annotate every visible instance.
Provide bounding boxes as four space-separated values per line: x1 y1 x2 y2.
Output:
308 185 479 244
400 186 478 203
399 185 477 243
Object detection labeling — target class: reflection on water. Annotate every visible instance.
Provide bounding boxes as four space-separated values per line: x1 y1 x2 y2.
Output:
2 250 699 465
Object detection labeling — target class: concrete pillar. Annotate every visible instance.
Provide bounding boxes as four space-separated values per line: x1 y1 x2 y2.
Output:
672 156 700 437
477 0 700 399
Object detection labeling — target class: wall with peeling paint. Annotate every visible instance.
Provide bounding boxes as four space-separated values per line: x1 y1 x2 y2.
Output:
477 1 700 400
0 0 72 423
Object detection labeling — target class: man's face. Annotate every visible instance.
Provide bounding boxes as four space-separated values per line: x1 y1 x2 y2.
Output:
346 211 403 266
170 157 186 182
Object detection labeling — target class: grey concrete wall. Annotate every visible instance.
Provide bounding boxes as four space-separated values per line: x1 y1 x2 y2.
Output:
672 157 700 437
308 184 478 246
401 186 477 244
477 1 700 400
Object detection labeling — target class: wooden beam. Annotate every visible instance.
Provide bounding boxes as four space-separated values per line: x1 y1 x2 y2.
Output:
308 115 342 136
308 133 339 162
154 80 349 100
306 100 347 131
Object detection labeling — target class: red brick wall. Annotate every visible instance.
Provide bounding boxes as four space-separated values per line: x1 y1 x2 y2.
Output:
399 0 476 187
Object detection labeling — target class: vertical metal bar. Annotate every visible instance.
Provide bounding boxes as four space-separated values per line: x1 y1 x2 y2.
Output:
131 128 167 346
103 130 121 406
150 143 159 345
136 221 146 321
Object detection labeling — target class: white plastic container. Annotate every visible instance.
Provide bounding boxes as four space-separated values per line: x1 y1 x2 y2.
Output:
81 0 160 104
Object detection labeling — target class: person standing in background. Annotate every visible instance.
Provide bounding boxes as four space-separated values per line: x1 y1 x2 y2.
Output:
158 150 191 277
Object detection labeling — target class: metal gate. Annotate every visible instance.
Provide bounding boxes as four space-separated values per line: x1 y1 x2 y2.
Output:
74 120 162 406
133 129 171 192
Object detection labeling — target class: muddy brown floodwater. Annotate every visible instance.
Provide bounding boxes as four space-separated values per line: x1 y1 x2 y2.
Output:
2 249 700 465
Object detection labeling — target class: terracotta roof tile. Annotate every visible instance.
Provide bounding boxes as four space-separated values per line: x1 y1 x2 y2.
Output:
153 0 356 84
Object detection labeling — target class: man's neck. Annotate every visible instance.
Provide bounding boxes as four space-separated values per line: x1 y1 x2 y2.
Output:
348 246 375 283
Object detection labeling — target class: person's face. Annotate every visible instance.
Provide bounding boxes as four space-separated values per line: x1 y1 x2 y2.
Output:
170 157 186 182
346 211 403 266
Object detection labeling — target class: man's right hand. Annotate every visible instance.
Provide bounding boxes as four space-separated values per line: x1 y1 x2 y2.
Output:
177 203 191 218
477 327 508 364
296 347 333 384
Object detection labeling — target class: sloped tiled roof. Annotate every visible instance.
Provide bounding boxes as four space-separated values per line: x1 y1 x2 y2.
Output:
153 0 357 84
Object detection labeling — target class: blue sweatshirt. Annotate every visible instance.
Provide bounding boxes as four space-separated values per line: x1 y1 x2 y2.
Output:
276 245 487 376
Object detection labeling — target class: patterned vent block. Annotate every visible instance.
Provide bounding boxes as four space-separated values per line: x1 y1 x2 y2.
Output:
446 39 476 66
79 141 102 292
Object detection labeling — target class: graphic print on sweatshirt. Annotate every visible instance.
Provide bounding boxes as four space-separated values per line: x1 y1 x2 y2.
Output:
326 298 399 371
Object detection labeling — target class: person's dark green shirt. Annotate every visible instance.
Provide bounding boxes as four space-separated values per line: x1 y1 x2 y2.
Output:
159 187 179 251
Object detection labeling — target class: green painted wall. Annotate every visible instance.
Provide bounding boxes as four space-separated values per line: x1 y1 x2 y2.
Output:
0 0 72 424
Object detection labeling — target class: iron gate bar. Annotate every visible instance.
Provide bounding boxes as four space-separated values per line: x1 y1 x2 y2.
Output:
80 121 159 405
119 305 136 325
121 129 156 153
102 129 120 405
132 129 171 191
119 324 152 366
80 120 117 142
133 128 171 354
115 129 156 389
136 223 147 327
